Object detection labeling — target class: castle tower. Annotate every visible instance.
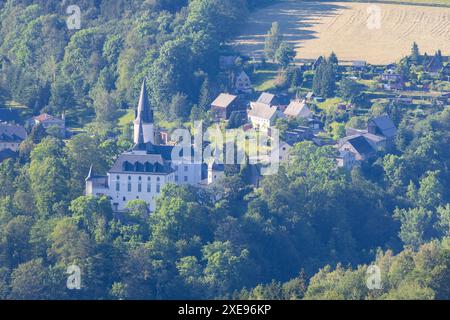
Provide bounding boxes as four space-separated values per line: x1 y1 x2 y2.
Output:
134 79 155 144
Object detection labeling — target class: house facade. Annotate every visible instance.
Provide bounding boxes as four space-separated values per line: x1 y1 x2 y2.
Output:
86 80 202 212
235 71 252 93
211 93 240 121
248 102 279 132
284 100 312 119
27 113 66 136
0 123 27 153
338 135 376 161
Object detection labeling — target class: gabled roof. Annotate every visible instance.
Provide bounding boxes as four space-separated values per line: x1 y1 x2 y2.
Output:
34 113 61 122
363 133 386 143
369 114 397 138
340 135 375 156
257 92 276 105
236 70 250 80
0 123 27 142
248 102 278 120
211 93 237 108
284 100 312 118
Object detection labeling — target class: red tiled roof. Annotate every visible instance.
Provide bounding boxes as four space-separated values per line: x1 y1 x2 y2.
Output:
34 113 55 122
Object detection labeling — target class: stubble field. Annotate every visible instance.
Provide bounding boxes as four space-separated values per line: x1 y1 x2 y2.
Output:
232 0 450 64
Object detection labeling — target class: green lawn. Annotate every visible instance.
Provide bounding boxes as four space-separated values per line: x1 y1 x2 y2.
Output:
252 63 280 92
317 97 344 113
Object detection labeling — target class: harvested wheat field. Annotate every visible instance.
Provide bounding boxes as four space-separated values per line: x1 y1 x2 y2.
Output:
232 0 450 65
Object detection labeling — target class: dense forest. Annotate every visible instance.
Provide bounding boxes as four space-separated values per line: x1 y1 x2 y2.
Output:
0 0 449 300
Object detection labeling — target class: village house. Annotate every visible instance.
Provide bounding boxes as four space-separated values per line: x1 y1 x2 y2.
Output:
0 123 27 153
248 102 279 133
338 135 376 162
284 99 313 119
284 126 313 145
211 93 241 121
346 128 388 151
352 60 367 72
368 114 397 147
380 71 405 91
0 123 27 162
27 113 66 137
235 71 252 93
86 80 203 212
278 141 294 163
257 92 278 106
336 150 357 170
308 118 323 131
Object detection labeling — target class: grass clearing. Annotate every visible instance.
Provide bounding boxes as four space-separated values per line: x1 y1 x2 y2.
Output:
317 97 344 112
252 63 281 91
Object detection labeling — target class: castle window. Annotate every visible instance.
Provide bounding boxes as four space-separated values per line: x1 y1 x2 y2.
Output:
184 176 188 182
175 175 179 182
116 182 120 192
156 184 161 193
128 176 131 180
117 175 120 180
147 182 151 193
123 197 126 201
138 183 142 193
184 166 188 172
128 183 132 192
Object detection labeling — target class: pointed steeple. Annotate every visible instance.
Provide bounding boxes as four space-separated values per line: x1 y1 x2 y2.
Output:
133 119 146 151
85 165 94 181
136 79 153 123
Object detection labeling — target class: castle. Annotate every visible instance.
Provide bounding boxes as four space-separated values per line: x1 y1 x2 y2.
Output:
85 80 203 212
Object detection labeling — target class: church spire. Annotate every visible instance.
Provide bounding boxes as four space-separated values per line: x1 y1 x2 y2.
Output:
133 118 146 151
136 79 153 124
